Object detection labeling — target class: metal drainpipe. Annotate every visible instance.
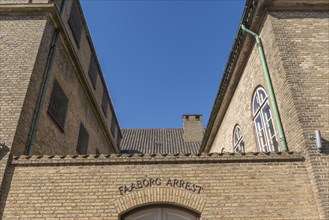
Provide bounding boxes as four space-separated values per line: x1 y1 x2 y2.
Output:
240 24 288 152
26 0 67 155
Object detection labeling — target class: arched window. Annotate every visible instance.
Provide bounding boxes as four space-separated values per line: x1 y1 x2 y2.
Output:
252 87 279 152
233 125 244 153
121 205 200 220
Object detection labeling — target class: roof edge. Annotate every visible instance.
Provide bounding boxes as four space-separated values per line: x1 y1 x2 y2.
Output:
11 151 303 166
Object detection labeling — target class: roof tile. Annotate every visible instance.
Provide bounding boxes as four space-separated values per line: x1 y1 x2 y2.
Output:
120 128 201 154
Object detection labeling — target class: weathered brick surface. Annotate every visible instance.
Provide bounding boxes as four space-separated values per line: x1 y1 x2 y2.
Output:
210 11 328 155
209 10 329 218
11 17 55 155
1 2 121 155
0 148 10 201
0 15 47 148
61 0 122 144
183 115 204 142
0 153 320 219
211 13 304 153
268 11 329 218
0 0 49 3
270 11 329 150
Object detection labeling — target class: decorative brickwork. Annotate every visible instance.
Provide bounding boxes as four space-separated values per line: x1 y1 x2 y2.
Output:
115 187 206 215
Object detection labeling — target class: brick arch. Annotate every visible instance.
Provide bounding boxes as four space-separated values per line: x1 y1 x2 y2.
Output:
114 187 206 216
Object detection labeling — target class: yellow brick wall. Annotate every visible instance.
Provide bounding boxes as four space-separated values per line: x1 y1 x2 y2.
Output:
0 15 48 149
0 153 320 219
210 11 329 153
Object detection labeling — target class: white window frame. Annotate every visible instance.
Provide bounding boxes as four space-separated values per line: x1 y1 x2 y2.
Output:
252 87 279 152
233 125 244 153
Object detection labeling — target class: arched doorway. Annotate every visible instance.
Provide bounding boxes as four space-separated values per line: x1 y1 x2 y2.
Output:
121 205 200 220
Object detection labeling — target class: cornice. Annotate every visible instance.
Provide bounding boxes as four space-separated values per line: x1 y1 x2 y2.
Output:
11 151 304 166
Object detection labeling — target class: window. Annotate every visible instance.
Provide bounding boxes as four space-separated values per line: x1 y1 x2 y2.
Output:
48 80 68 130
196 115 200 121
68 3 82 47
111 117 116 137
121 205 199 220
233 125 244 153
88 55 98 89
101 89 108 117
76 123 89 154
116 128 121 147
253 87 279 152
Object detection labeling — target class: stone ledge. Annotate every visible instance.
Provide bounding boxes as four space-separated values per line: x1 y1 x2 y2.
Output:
10 152 304 166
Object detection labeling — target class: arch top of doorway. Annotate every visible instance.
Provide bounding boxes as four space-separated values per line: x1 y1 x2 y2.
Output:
120 204 200 220
114 187 206 217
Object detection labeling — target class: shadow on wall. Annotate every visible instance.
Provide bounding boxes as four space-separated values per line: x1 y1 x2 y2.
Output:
0 143 14 217
0 143 9 160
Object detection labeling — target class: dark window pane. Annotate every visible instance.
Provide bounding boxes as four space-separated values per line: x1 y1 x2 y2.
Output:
253 96 259 114
88 55 98 89
101 89 108 117
258 89 266 103
111 117 116 137
48 80 68 130
77 123 89 154
68 4 82 47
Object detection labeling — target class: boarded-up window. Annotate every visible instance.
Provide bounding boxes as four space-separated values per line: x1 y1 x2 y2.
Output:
76 123 89 154
101 89 108 117
116 128 121 147
68 4 82 47
48 80 68 130
88 55 98 89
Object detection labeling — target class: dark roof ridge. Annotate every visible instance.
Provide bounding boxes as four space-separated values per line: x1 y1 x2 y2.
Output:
122 128 183 130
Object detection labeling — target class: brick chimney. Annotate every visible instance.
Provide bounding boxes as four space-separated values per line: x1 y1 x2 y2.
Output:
182 114 204 142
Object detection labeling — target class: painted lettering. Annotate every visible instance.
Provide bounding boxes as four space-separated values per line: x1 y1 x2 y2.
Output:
137 181 143 189
155 178 161 186
166 178 173 186
118 178 204 195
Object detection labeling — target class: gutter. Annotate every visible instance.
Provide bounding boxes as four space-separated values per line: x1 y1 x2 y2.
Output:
240 24 288 152
26 0 67 156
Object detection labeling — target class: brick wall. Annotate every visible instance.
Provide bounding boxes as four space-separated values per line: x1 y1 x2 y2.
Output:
0 153 320 219
270 11 329 218
10 18 55 155
209 10 329 218
1 2 122 155
270 11 329 151
210 12 305 153
0 15 48 149
210 11 328 154
32 35 114 155
61 0 122 146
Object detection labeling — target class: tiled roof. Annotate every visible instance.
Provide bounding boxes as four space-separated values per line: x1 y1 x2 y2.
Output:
120 128 201 154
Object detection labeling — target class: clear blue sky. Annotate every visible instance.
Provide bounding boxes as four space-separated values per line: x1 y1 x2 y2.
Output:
80 0 245 128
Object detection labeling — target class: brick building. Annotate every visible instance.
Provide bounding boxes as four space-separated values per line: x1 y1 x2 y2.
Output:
0 0 328 219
